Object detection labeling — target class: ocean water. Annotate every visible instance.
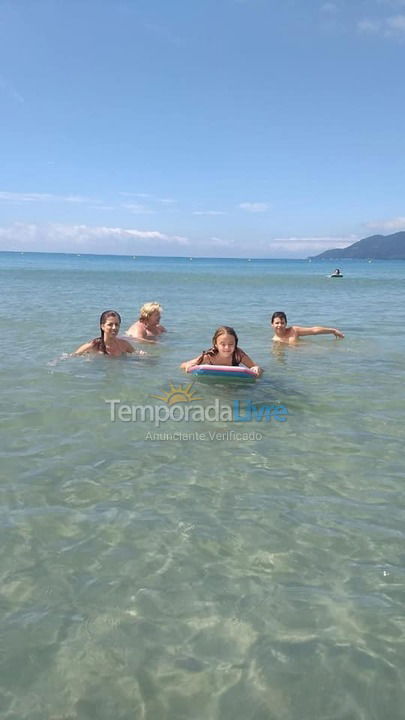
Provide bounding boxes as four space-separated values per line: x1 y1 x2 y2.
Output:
1 251 404 720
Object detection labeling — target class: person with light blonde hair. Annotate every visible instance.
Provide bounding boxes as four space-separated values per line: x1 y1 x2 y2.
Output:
126 302 166 341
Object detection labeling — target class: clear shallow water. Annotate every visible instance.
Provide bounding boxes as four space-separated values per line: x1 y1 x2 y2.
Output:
1 252 404 720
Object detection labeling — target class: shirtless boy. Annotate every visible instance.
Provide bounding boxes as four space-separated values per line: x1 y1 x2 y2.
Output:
271 311 344 344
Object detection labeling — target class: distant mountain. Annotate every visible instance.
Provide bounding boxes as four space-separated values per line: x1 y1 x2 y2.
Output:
310 231 405 260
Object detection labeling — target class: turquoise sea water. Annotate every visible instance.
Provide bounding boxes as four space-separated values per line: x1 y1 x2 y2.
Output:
1 252 404 720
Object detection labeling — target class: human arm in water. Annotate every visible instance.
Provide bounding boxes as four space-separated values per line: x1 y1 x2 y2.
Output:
181 351 263 376
72 338 137 356
238 349 263 376
72 341 96 356
292 326 344 339
181 354 204 372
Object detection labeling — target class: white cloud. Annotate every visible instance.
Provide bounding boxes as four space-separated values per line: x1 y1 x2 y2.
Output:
119 192 176 205
208 236 235 247
269 235 358 254
65 195 94 204
358 13 405 34
386 13 405 30
121 202 155 214
157 197 176 205
357 18 381 33
89 205 115 211
378 1 405 7
0 191 52 203
169 235 190 244
192 210 226 216
365 216 405 231
119 192 151 199
320 3 338 14
0 224 366 258
0 222 190 254
239 202 269 213
0 191 93 204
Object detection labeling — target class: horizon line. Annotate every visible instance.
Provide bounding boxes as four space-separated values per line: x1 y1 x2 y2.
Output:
1 249 313 260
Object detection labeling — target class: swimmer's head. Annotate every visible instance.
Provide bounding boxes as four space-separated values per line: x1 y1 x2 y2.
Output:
99 311 122 352
100 310 121 331
139 302 162 325
195 326 239 365
212 326 238 353
271 311 287 326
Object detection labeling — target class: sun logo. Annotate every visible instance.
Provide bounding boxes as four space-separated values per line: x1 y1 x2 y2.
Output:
151 383 202 405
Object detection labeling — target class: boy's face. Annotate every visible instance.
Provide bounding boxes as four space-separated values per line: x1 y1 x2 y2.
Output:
272 316 286 331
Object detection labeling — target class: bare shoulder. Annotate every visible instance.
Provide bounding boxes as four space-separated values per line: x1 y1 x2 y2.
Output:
127 322 153 341
126 321 142 337
119 338 135 353
290 325 308 337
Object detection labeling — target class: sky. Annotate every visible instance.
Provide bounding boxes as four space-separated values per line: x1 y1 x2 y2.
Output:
1 0 405 258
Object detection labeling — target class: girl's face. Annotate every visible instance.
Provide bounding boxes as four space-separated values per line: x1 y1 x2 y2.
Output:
215 332 236 356
101 315 120 337
272 316 286 332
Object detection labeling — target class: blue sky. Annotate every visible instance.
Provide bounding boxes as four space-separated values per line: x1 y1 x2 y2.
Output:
1 0 405 257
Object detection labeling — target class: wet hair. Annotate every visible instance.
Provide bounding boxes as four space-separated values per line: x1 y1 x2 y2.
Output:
139 302 162 323
196 326 242 366
271 311 287 324
91 310 121 354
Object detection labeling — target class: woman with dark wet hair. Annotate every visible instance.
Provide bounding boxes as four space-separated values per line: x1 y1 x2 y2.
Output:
73 311 137 356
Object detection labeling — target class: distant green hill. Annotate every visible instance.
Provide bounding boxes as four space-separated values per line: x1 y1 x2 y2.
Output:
310 231 405 260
